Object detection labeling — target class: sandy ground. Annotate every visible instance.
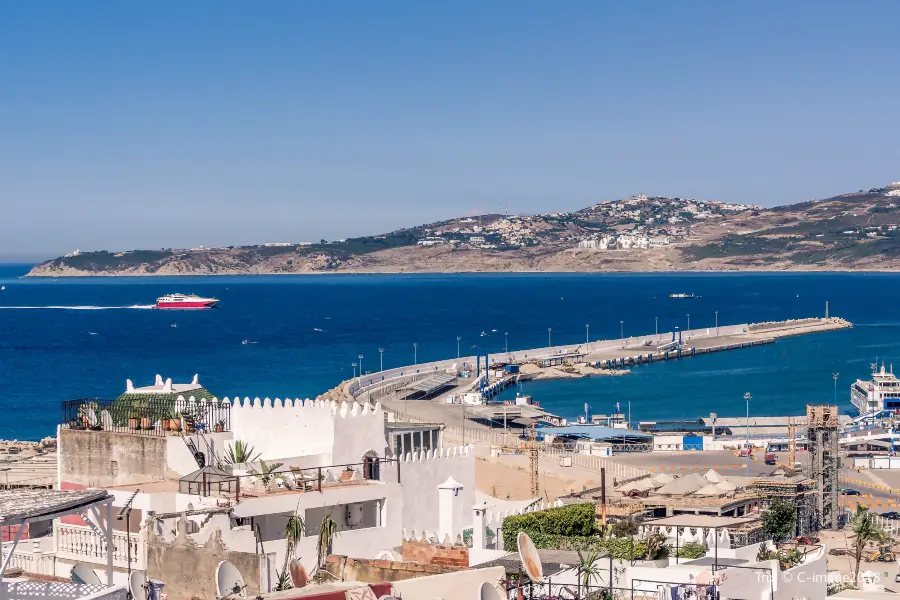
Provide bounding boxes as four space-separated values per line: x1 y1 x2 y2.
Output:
475 449 605 501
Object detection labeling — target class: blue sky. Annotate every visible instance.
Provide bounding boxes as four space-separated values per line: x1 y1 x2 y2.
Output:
2 2 900 257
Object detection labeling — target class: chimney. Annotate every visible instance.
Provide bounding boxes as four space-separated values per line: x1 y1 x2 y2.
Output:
472 502 488 550
437 476 463 541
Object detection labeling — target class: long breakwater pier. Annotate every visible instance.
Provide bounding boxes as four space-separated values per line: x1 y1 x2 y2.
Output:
338 316 852 406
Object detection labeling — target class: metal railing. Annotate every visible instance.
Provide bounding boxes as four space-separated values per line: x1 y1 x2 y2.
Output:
60 397 231 437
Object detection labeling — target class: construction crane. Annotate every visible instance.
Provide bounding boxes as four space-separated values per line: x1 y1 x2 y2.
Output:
528 424 539 496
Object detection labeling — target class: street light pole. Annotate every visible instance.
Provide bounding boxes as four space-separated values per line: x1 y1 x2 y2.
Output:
687 313 691 338
358 354 364 380
456 336 461 360
833 373 839 404
585 324 590 345
715 311 719 337
620 320 624 349
352 362 357 378
548 327 552 347
655 316 658 337
744 392 752 476
504 332 508 354
413 342 417 365
379 348 384 372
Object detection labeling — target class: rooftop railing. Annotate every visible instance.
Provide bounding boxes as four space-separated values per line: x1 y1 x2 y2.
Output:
60 397 231 437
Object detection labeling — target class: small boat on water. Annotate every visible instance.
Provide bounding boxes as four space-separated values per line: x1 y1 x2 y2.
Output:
669 293 696 299
480 331 487 337
170 322 178 328
156 293 219 309
313 328 323 332
242 339 249 345
0 286 5 291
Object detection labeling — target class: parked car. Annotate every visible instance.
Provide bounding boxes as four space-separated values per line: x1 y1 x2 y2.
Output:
841 488 861 496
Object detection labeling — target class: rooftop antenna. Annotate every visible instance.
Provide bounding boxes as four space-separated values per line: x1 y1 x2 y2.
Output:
117 489 139 594
517 532 544 583
215 560 247 599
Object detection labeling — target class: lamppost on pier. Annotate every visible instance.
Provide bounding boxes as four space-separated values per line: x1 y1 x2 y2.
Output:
352 362 357 378
504 332 508 354
744 392 752 476
413 342 418 365
620 320 625 349
548 328 552 347
686 313 691 338
655 316 659 337
833 373 839 403
456 336 461 360
358 354 364 379
585 324 590 345
715 311 719 337
378 348 384 372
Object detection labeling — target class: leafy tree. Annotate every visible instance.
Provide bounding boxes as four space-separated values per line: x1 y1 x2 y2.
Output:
850 506 889 580
611 517 639 538
643 530 668 560
675 542 707 559
762 498 796 542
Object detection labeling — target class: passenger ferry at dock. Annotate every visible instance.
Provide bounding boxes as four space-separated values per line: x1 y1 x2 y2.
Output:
155 293 219 309
851 363 900 415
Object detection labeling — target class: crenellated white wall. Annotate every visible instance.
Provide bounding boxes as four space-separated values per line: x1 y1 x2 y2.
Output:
226 398 389 466
382 445 475 539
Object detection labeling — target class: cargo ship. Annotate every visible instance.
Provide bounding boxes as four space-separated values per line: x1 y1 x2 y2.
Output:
155 293 219 309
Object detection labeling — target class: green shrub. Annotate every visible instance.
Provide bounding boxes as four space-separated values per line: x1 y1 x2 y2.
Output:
502 503 598 550
675 542 707 559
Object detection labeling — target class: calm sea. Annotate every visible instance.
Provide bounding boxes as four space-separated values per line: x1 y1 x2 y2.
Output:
1 263 897 440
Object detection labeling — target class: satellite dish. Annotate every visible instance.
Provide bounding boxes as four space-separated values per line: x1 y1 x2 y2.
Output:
129 571 147 599
479 582 504 600
215 560 247 598
288 559 308 589
71 562 102 586
517 532 543 583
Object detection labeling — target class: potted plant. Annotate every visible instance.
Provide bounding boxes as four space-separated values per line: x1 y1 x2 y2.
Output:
214 418 226 433
170 412 182 432
140 416 152 430
340 466 355 482
127 413 140 430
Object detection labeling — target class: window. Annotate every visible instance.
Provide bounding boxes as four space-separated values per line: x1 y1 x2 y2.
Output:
402 433 412 455
363 453 380 480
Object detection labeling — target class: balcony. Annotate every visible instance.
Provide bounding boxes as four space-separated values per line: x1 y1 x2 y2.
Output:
55 523 144 571
60 397 231 437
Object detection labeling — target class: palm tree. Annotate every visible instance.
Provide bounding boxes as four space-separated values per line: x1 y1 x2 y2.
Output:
317 512 339 569
225 440 260 465
850 505 890 580
576 549 604 595
249 459 284 491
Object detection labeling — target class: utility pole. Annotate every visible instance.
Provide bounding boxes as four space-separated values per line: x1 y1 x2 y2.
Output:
744 392 752 476
833 373 839 404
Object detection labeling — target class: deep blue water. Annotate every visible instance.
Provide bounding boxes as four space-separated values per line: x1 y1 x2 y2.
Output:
1 263 898 440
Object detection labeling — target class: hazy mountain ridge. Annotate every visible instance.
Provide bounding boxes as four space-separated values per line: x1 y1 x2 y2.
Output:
26 184 900 276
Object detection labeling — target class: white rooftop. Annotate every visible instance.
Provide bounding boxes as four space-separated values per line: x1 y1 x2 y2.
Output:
124 374 202 394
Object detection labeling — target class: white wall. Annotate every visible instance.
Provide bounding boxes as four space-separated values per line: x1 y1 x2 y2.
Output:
165 431 234 477
383 446 475 539
0 582 127 600
391 566 507 600
228 398 388 467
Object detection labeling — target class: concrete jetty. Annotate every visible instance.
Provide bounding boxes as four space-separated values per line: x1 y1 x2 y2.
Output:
341 317 851 400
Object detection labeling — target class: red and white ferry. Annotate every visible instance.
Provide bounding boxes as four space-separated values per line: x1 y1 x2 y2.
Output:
155 293 219 309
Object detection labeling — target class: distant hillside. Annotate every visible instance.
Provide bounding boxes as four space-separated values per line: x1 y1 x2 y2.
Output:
26 184 900 276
